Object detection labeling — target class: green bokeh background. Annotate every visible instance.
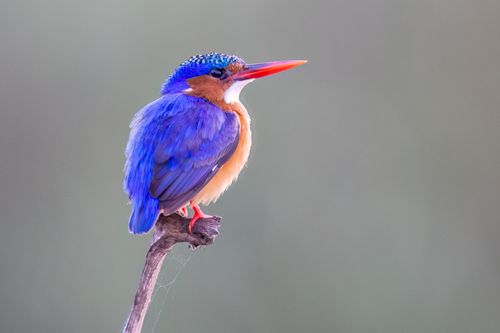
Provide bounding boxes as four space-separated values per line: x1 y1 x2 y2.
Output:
1 1 500 332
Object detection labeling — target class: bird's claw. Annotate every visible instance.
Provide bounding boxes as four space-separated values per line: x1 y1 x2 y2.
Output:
188 203 207 234
177 206 188 217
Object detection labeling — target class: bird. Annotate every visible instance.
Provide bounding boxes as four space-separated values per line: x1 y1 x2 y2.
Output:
124 52 306 234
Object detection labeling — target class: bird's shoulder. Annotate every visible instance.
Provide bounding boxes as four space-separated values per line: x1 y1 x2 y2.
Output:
160 93 239 137
152 93 240 166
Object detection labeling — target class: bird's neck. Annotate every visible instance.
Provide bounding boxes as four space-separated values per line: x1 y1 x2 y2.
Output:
224 101 251 128
183 76 252 119
209 97 251 133
183 76 228 107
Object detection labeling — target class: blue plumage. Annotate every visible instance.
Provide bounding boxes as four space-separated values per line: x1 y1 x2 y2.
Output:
124 53 242 234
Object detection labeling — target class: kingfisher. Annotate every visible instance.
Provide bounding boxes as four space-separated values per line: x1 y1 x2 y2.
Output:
124 53 306 234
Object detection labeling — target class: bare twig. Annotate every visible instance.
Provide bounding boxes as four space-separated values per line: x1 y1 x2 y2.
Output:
122 213 221 333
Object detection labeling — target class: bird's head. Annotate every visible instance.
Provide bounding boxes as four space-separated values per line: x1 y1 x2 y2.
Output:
161 52 306 105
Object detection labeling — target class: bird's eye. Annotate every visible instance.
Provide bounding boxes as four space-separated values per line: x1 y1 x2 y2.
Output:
210 68 225 79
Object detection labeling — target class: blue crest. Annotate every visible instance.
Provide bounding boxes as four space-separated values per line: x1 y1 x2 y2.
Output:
161 53 244 94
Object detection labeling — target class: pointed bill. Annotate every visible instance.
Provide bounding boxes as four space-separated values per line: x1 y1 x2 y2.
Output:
233 60 307 80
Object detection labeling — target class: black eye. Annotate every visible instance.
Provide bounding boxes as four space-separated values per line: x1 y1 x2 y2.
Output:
210 68 225 79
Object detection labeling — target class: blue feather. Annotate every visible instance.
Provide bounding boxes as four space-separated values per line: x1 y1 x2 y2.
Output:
124 93 239 234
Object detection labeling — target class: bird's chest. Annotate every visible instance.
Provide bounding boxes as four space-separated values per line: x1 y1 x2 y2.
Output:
192 103 251 205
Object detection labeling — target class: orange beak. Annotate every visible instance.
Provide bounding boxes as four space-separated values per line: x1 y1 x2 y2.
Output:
233 60 307 81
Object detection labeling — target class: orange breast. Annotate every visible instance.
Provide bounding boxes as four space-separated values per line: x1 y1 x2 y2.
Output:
191 102 251 205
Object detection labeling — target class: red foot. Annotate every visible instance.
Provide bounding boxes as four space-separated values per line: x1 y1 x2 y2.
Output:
188 203 206 234
177 206 188 217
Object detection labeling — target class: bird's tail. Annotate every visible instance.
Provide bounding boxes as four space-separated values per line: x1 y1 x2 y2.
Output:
128 193 159 234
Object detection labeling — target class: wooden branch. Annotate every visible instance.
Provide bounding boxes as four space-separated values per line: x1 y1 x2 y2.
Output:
122 213 221 333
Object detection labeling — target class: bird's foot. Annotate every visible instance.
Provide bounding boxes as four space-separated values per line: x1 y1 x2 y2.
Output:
177 206 188 217
188 203 207 234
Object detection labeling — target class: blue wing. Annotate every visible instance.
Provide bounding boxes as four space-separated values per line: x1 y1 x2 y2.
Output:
124 93 239 234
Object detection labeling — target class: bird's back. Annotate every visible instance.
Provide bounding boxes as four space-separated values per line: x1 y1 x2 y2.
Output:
124 93 241 233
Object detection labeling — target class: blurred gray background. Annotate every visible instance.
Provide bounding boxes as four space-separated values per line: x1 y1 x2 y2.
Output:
1 0 499 332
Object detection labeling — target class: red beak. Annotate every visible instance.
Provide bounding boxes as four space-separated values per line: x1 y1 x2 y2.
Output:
233 60 307 81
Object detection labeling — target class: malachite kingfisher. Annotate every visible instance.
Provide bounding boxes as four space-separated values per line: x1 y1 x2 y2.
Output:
124 53 306 234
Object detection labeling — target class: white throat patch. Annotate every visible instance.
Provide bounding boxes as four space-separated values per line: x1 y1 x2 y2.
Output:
223 79 254 104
